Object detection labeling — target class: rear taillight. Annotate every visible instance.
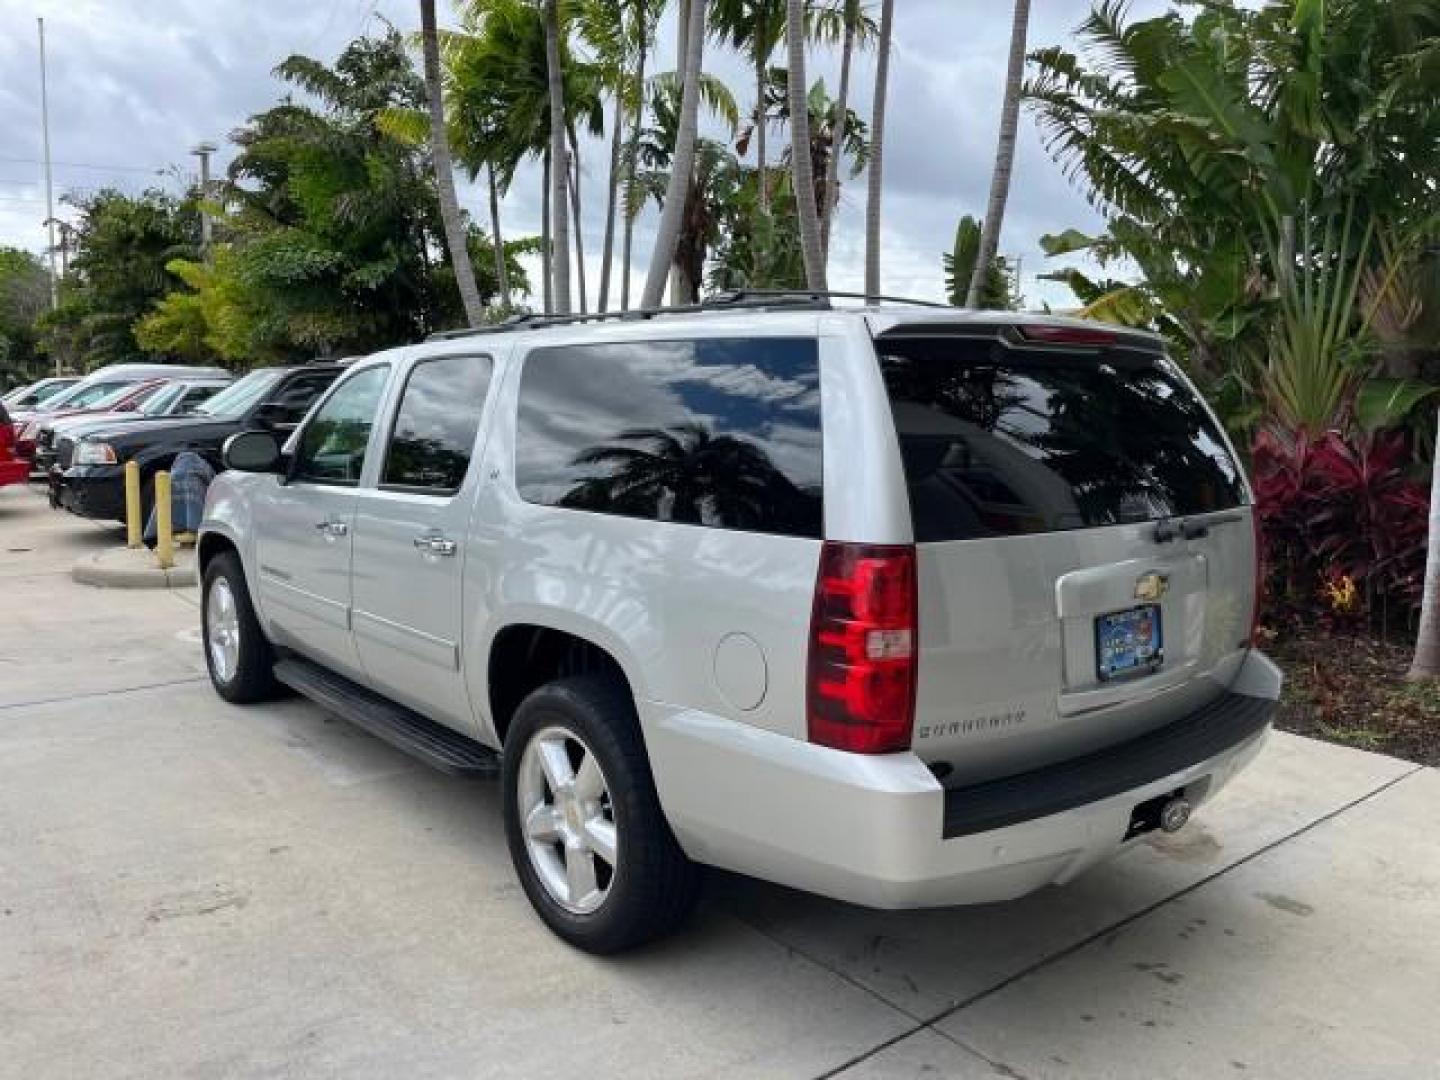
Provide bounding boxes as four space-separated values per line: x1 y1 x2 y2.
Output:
0 422 14 457
806 542 918 754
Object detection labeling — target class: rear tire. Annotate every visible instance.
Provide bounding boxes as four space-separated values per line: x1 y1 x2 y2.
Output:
503 676 700 953
202 551 276 704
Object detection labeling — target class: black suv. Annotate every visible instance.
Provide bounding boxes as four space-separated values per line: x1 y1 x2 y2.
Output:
52 364 343 523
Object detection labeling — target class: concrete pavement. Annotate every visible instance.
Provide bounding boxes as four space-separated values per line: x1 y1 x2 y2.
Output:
2 482 1436 1079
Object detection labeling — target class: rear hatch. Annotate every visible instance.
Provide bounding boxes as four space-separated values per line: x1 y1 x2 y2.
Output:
873 322 1254 785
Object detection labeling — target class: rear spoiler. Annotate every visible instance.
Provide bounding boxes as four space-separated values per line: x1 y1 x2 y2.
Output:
871 319 1167 361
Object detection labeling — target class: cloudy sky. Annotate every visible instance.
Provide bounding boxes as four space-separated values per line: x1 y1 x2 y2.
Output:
0 0 1168 312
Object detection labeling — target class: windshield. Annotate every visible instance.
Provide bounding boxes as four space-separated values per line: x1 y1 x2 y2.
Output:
877 337 1246 541
31 381 74 406
194 370 282 418
93 383 153 410
48 381 132 411
140 382 187 416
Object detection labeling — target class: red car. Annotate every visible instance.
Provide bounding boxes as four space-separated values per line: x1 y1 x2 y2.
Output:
13 379 166 463
0 402 29 488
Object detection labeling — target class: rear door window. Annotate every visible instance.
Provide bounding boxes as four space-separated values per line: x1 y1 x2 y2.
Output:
877 336 1244 541
515 338 823 538
381 354 492 495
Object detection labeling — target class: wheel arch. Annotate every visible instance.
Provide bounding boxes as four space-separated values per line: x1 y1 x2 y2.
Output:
482 615 645 750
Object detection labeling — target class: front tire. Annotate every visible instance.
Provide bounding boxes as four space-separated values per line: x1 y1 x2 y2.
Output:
503 676 700 953
202 551 276 704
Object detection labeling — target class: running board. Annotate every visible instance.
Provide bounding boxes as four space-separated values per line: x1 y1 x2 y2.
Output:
273 656 500 778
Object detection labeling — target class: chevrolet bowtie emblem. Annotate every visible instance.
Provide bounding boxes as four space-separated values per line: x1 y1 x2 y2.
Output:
1135 572 1170 602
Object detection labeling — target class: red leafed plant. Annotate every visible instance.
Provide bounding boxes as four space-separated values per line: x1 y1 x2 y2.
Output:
1252 427 1430 621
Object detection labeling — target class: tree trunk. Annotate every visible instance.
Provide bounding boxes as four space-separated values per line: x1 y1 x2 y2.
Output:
420 0 483 327
598 83 625 312
641 0 704 309
786 0 826 290
620 36 647 312
966 0 1031 308
865 0 894 301
487 163 509 309
544 0 572 314
541 148 553 314
821 0 856 262
1409 418 1440 680
668 0 693 305
568 124 588 313
755 51 769 213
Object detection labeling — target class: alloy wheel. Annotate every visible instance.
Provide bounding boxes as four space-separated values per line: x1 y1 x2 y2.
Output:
516 726 618 915
206 576 241 684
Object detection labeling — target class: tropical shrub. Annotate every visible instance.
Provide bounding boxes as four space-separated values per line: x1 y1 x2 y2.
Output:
1252 427 1429 623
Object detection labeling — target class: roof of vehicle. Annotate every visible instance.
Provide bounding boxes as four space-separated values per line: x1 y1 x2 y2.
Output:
71 363 230 387
418 291 1165 351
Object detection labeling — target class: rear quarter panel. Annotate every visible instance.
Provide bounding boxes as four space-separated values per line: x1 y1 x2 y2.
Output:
460 317 855 746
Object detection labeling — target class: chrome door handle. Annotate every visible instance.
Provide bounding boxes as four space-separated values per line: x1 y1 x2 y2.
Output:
413 534 457 556
315 520 348 537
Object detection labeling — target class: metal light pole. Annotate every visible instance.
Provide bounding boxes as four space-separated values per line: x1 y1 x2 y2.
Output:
190 141 217 256
38 17 60 375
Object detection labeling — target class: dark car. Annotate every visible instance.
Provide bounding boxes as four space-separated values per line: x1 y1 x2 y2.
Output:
52 364 343 523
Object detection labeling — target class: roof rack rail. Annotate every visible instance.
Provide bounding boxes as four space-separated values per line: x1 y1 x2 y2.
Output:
706 288 950 310
423 288 948 342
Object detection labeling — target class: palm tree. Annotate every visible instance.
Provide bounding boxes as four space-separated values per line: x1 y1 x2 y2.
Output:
820 0 870 260
764 71 870 242
628 72 740 303
864 0 892 300
709 0 784 213
420 0 484 326
786 0 827 289
641 0 705 308
486 163 510 307
567 123 588 312
618 4 658 310
543 0 572 313
965 0 1030 308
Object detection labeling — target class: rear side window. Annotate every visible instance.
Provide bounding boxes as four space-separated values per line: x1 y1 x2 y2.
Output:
381 354 492 494
515 338 823 538
878 336 1244 542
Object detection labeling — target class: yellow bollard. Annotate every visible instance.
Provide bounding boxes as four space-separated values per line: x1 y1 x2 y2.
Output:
155 470 174 570
124 460 142 549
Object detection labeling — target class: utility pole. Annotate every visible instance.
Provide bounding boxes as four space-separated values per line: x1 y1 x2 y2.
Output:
190 141 217 257
38 17 60 375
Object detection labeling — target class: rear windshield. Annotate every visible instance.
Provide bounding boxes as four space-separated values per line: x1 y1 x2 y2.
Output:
877 336 1245 542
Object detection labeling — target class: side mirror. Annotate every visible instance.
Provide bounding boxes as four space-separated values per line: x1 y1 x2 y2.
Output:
222 430 283 474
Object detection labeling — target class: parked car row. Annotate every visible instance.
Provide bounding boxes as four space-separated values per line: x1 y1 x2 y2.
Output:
3 361 344 524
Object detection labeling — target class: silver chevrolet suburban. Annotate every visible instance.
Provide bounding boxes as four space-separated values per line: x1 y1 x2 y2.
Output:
197 296 1281 953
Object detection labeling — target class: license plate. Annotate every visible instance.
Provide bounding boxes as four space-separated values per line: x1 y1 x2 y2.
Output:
1095 604 1163 681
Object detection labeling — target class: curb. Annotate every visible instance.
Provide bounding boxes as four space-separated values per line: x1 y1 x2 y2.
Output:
71 547 197 590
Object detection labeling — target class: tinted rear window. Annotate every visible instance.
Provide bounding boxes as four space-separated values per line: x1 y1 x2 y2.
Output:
515 338 823 538
878 336 1244 542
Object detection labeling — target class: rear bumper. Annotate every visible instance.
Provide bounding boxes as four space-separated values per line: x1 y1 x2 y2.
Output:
646 650 1280 909
54 464 127 521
